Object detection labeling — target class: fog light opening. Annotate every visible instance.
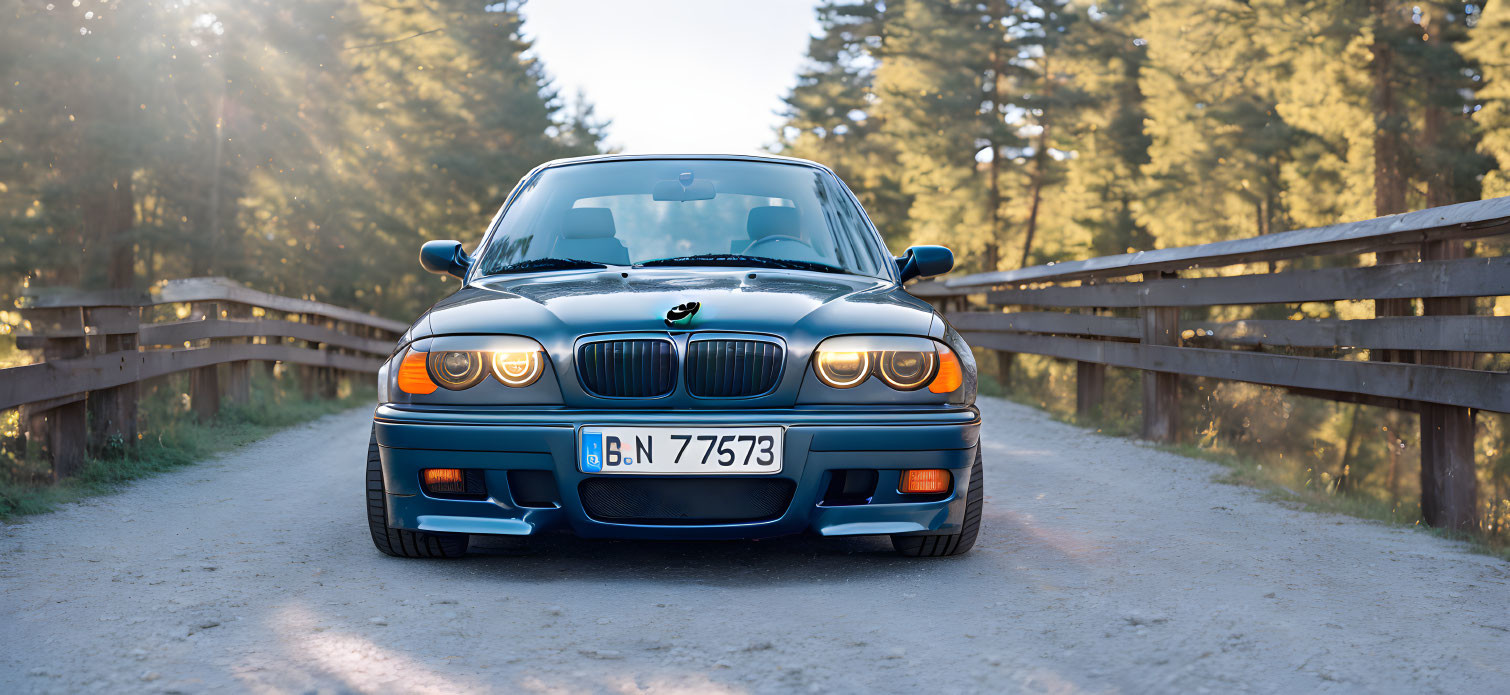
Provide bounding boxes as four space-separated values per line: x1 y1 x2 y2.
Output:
899 469 951 495
821 469 878 506
420 468 486 498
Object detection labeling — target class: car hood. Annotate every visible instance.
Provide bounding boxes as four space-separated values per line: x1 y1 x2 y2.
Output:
419 268 936 346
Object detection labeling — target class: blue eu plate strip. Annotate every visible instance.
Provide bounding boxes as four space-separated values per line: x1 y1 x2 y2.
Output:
581 431 603 473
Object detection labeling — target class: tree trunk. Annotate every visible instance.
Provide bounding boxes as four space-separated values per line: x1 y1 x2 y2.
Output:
1369 1 1406 218
985 139 1002 274
192 88 229 276
1335 403 1362 493
1021 56 1052 269
77 164 136 290
1420 8 1454 209
981 2 1006 274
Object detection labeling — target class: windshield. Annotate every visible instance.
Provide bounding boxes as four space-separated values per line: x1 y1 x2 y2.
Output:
473 159 891 278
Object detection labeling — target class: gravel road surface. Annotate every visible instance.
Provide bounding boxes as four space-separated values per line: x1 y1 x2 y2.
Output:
2 396 1507 694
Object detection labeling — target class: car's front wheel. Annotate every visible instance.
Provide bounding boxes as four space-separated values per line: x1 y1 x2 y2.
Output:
366 426 468 558
890 447 983 557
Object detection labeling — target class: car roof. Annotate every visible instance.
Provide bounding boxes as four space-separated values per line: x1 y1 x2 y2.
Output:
533 152 834 173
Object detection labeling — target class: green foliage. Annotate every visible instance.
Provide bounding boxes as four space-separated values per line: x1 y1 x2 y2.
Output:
1467 2 1510 197
778 1 913 245
0 371 374 519
777 0 1505 258
0 0 603 321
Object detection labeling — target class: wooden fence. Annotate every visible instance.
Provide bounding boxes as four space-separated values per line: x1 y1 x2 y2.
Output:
3 277 405 480
911 197 1510 532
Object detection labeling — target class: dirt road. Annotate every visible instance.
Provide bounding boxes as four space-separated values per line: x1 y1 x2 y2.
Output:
2 397 1506 693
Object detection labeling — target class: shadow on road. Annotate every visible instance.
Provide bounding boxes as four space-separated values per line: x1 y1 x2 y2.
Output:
459 532 963 586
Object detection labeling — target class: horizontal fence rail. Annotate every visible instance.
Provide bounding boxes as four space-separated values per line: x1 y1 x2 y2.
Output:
911 196 1510 533
3 277 403 480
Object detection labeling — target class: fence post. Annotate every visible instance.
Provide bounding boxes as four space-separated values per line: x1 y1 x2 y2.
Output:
300 312 319 400
1139 272 1180 442
322 318 341 400
263 311 281 379
224 303 251 406
85 305 140 456
1076 304 1105 418
1418 238 1478 531
1076 360 1105 418
22 307 88 479
190 301 220 421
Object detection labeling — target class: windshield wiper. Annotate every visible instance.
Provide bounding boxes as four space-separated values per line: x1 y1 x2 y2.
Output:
635 254 849 275
484 257 608 275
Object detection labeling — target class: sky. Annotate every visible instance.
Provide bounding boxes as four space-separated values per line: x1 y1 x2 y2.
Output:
521 0 821 155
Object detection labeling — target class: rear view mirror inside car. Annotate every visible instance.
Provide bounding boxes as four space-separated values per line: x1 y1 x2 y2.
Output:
652 177 716 201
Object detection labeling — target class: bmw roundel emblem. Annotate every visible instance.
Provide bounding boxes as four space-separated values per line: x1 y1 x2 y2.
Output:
665 301 700 327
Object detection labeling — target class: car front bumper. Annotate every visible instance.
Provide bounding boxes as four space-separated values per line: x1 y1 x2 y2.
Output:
372 404 980 541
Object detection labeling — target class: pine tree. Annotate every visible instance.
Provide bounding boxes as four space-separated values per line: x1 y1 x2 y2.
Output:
1052 0 1155 259
1138 0 1299 248
997 0 1088 267
778 1 912 246
1464 1 1510 198
871 1 996 269
0 0 602 320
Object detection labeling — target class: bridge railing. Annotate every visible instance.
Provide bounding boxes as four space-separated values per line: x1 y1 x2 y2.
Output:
3 277 405 480
911 197 1510 532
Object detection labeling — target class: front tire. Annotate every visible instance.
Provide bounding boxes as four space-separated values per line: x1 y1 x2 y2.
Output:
366 427 468 558
891 447 983 557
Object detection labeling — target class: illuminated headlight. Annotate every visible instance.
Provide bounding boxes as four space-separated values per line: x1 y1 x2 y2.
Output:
490 350 544 387
812 336 962 393
814 350 871 388
400 336 548 394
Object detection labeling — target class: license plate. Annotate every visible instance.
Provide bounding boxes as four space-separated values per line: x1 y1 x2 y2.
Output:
579 426 783 474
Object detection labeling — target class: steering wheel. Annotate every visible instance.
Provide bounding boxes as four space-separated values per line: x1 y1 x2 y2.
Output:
743 234 816 255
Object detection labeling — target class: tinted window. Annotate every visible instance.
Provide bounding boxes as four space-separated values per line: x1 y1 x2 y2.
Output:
473 160 888 277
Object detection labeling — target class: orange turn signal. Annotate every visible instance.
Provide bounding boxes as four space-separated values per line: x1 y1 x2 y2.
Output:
397 348 437 394
929 345 962 393
422 468 465 493
899 469 951 494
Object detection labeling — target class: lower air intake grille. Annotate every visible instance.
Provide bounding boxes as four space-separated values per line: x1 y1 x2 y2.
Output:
577 339 676 398
578 478 796 524
684 339 784 397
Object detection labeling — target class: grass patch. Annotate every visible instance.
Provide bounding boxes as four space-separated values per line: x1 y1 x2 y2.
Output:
1163 441 1510 561
0 371 374 520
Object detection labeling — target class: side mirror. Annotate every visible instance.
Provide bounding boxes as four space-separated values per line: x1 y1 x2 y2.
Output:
895 245 954 283
420 240 471 280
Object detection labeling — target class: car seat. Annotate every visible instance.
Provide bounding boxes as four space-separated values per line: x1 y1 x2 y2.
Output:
551 207 631 265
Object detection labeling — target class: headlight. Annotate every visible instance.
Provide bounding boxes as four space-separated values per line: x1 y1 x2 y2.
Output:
877 349 936 390
491 350 543 387
397 336 547 394
814 349 871 388
428 350 486 390
812 336 962 393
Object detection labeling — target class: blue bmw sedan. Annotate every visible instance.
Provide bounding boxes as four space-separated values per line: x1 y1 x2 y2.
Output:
369 154 981 558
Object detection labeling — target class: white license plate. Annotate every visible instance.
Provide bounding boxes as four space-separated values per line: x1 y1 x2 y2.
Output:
579 426 783 474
